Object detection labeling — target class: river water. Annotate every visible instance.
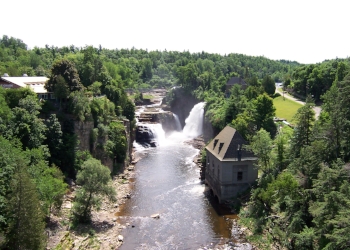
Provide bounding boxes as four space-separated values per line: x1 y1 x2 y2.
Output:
117 103 237 249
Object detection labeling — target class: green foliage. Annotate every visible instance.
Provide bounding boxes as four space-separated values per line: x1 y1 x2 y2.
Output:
0 137 23 229
290 96 315 158
45 114 63 166
293 227 316 250
34 165 68 218
4 87 37 109
68 90 91 121
250 129 273 173
5 156 46 250
105 122 127 166
90 96 115 127
10 95 47 149
252 94 276 136
262 75 276 96
46 58 83 93
291 60 350 101
53 75 70 105
122 98 135 121
0 88 11 122
88 81 102 96
72 158 116 223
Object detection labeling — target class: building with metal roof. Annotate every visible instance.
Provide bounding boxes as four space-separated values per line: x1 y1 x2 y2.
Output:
0 75 54 100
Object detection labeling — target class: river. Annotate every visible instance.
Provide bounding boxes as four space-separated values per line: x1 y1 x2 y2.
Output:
116 103 241 249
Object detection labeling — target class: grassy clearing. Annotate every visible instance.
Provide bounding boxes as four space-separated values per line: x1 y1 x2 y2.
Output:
142 94 154 99
273 96 303 122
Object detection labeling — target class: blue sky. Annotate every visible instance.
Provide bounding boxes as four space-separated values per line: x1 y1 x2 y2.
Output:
2 0 349 64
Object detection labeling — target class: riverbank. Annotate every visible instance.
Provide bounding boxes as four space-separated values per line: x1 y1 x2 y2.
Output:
46 153 138 249
47 137 255 249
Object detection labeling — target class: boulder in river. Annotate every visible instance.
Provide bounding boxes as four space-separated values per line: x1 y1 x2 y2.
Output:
151 213 160 219
118 235 124 241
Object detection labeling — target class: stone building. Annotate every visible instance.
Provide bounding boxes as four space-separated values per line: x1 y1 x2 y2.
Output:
205 126 257 203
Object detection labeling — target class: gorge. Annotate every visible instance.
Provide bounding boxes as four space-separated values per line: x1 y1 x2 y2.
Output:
116 97 249 249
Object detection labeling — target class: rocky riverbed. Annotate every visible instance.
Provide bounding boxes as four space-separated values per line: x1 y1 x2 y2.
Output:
46 153 139 250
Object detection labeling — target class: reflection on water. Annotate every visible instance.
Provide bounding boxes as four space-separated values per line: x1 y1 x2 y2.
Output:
116 141 234 249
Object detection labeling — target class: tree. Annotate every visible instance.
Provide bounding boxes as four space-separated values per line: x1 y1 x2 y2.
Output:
252 94 276 136
88 81 102 96
5 161 46 250
45 114 63 166
250 128 273 174
4 87 37 109
68 90 91 121
105 122 127 166
0 137 22 230
46 59 83 93
72 158 116 222
309 160 350 249
79 46 110 87
290 96 315 158
122 98 135 122
53 75 70 108
262 75 276 96
36 166 68 219
10 95 47 149
0 88 11 122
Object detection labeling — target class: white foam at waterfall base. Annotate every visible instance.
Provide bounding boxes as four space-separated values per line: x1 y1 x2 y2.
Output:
145 123 166 146
182 102 205 139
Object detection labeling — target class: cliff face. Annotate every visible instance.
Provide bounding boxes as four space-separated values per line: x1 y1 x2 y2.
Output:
74 119 133 172
166 88 216 143
138 111 176 134
169 88 199 129
74 121 94 152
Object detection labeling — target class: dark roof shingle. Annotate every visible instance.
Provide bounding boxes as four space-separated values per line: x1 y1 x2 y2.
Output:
205 126 256 161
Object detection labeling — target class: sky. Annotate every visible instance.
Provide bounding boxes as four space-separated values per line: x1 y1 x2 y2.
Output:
2 0 349 64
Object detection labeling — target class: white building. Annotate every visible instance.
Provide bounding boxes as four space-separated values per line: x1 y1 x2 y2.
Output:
0 75 54 100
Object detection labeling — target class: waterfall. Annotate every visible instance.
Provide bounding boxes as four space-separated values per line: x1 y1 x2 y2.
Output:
136 123 166 147
173 113 182 131
182 102 205 138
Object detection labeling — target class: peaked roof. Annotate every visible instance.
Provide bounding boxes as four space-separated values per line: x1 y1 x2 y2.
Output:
205 126 256 161
1 76 49 93
226 77 247 86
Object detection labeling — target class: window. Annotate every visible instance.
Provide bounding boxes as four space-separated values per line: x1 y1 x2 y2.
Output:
237 172 243 181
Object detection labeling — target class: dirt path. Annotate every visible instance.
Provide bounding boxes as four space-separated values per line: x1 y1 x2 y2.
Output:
275 88 321 119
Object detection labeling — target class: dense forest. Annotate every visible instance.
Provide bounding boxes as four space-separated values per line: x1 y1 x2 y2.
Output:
1 34 350 249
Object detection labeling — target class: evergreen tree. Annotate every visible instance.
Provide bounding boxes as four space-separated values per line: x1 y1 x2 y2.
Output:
5 161 45 250
262 75 276 96
290 96 315 158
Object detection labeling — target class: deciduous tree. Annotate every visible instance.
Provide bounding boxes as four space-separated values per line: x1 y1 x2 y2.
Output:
72 158 116 222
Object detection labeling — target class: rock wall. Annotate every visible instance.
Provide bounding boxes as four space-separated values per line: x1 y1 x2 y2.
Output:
74 119 133 173
168 88 199 129
74 121 94 152
166 88 218 143
203 116 218 143
138 111 177 134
